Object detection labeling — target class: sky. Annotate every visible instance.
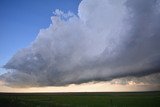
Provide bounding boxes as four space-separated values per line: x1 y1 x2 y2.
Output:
0 0 81 74
0 0 160 92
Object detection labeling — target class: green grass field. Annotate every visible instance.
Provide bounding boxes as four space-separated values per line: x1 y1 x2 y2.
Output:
0 92 160 107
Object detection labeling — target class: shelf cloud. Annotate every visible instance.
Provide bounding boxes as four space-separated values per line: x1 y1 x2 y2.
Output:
1 0 160 87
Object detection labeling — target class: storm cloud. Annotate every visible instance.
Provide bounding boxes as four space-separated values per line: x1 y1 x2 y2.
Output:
1 0 160 87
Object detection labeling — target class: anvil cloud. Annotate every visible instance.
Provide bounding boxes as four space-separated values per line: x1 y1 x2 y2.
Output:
1 0 160 87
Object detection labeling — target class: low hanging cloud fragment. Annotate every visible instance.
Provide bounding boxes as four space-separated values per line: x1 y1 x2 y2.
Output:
1 0 160 87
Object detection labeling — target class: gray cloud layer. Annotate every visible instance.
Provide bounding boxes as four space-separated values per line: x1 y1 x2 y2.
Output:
1 0 160 87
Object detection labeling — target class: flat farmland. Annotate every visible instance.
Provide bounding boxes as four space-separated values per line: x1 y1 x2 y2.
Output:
0 92 160 107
